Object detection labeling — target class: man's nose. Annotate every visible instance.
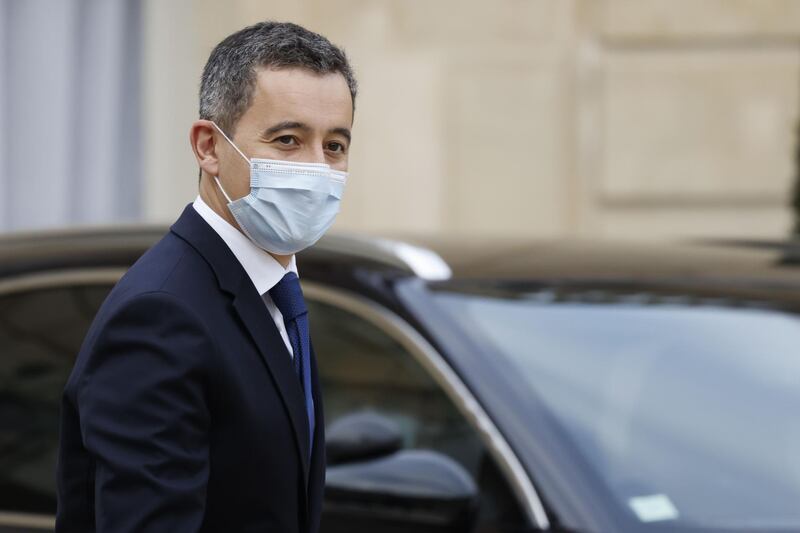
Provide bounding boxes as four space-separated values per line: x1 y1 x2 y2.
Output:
305 143 327 164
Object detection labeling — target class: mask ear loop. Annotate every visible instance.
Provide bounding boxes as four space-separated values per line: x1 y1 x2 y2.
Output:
210 121 251 164
209 121 250 204
213 176 234 203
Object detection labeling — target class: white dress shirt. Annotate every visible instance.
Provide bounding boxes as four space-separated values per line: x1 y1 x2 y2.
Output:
192 195 296 358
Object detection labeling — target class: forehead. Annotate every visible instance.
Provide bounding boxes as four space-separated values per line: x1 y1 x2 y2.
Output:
245 67 353 128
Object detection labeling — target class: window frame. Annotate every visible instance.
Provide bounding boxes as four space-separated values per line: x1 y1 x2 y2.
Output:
303 280 550 530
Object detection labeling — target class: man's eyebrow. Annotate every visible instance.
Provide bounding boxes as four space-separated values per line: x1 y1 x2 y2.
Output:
330 127 351 143
261 121 310 137
261 122 351 143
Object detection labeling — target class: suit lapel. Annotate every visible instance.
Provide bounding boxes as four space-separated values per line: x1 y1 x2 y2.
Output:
306 341 326 532
232 284 311 487
170 204 312 496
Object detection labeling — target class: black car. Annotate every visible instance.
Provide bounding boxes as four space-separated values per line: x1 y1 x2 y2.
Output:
2 227 800 533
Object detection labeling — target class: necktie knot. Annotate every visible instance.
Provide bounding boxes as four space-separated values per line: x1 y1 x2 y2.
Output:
268 272 307 321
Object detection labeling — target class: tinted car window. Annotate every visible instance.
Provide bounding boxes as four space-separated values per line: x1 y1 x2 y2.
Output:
308 298 527 530
433 288 800 532
0 284 112 516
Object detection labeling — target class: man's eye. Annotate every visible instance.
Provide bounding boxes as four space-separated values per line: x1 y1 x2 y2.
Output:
327 142 345 153
276 136 297 146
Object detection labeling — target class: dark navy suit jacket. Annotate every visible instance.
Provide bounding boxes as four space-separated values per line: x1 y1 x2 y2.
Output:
56 204 326 532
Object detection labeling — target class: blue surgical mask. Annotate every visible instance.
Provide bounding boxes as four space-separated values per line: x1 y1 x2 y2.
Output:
211 122 347 255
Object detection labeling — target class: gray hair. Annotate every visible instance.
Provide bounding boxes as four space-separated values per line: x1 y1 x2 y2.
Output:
199 21 357 135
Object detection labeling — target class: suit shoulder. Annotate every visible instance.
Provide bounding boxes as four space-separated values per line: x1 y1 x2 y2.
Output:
83 232 219 347
109 230 219 299
115 232 193 291
64 230 223 399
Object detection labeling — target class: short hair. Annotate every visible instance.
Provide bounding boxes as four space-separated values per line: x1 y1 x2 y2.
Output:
199 21 357 135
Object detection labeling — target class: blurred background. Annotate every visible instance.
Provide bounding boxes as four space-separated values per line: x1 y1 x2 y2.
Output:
1 0 799 242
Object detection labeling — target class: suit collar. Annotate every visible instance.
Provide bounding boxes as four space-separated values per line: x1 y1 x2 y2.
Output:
170 203 313 493
191 195 299 295
170 204 246 296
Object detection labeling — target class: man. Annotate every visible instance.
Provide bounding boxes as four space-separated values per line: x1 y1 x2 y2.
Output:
56 21 356 533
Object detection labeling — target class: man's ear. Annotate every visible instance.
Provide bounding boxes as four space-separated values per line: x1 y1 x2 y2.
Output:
189 120 220 178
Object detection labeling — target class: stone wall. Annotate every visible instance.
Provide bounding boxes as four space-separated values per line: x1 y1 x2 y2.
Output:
142 0 800 241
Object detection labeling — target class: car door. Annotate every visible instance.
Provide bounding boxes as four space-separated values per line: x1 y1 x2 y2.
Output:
304 281 535 533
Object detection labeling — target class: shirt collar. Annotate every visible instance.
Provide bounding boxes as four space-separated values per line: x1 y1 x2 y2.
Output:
192 195 298 295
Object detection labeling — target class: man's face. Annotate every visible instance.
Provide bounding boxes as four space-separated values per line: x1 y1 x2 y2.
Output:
216 67 354 202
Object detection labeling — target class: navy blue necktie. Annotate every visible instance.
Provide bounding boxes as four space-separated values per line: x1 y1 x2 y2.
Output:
269 272 315 459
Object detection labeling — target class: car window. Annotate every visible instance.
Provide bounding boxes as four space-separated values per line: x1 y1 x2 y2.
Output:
308 297 528 531
0 284 113 517
433 287 800 532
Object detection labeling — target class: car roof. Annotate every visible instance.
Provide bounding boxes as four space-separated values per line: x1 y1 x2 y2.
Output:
0 225 167 278
404 235 800 282
0 225 449 280
2 225 800 293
